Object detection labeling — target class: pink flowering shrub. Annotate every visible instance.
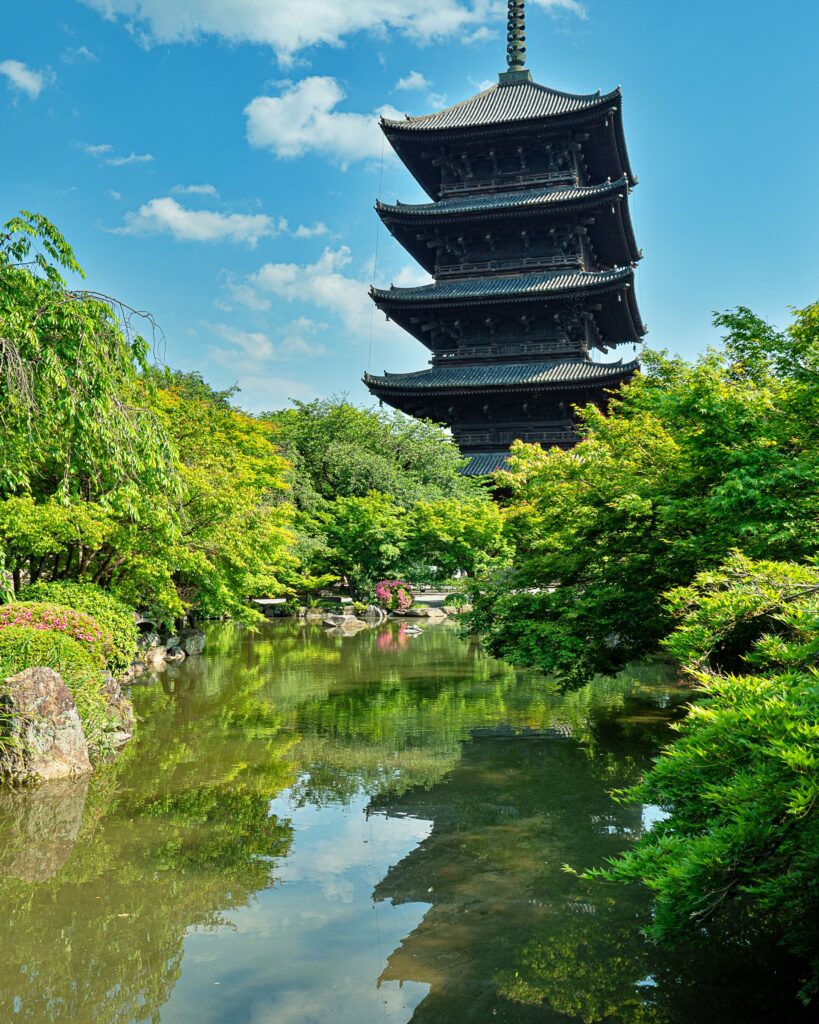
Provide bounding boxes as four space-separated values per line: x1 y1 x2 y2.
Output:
374 580 414 613
0 602 108 666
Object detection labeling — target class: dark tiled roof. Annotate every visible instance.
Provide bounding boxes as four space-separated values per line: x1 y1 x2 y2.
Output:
372 267 630 304
364 358 639 392
377 178 628 219
460 453 511 476
382 80 619 133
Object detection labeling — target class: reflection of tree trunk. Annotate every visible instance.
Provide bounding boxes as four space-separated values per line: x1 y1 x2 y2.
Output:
0 777 90 883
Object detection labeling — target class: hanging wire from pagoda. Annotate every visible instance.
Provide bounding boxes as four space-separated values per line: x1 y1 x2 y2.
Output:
506 0 526 70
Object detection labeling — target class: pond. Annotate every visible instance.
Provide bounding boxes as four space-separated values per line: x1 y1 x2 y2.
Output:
0 621 810 1023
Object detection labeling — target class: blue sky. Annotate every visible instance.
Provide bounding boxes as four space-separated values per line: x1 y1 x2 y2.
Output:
2 0 817 412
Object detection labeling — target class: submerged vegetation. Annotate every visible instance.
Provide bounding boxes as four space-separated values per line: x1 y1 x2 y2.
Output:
1 209 818 1003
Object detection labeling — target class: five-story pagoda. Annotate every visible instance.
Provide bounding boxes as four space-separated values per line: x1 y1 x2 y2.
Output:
363 0 645 475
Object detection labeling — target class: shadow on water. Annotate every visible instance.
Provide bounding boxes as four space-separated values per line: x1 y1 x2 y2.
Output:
0 621 811 1023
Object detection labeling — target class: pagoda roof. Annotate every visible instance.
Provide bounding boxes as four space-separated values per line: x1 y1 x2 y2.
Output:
371 267 645 348
377 177 629 219
377 176 640 273
381 77 635 199
364 358 639 395
381 79 619 134
461 453 511 476
372 266 631 305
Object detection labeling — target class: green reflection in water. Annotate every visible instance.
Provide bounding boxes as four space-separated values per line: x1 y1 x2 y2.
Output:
0 622 810 1024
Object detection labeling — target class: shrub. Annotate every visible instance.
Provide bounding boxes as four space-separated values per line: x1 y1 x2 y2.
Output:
588 555 819 1003
0 625 115 755
17 581 138 671
0 602 106 665
375 580 414 613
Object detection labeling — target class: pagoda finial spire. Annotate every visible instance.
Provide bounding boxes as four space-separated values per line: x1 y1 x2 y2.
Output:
499 0 533 84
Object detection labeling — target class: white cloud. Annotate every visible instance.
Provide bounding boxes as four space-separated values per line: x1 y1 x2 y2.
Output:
80 0 497 64
171 182 219 196
106 151 154 166
81 141 154 165
81 142 113 155
115 196 278 246
395 70 430 92
221 275 273 312
293 222 328 239
0 60 52 99
535 0 588 17
209 322 276 360
230 247 431 338
248 246 374 335
80 0 586 62
245 76 403 166
208 319 330 362
392 265 434 288
204 321 325 412
108 189 122 200
61 45 99 63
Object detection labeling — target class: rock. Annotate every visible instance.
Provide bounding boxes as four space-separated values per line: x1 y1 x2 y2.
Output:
178 629 206 656
100 675 135 749
0 778 90 881
339 618 368 633
0 668 92 782
393 606 447 619
142 645 167 668
442 604 473 616
304 609 324 622
136 631 160 652
164 648 186 664
163 635 181 652
323 614 354 627
324 619 368 637
362 605 387 623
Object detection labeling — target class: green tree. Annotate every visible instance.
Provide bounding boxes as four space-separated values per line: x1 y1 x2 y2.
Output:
148 371 300 622
469 304 819 684
403 498 511 582
265 397 480 508
322 491 408 597
0 211 176 509
588 554 819 1003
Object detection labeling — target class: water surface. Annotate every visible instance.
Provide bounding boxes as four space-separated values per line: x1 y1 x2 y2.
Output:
0 622 809 1023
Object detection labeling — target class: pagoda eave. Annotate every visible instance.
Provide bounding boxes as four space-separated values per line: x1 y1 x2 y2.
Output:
383 98 634 199
363 359 639 401
371 271 644 348
377 180 640 273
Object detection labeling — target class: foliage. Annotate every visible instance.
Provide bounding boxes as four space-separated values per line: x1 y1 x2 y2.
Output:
0 625 115 753
403 498 511 582
375 580 414 613
265 397 480 508
0 210 309 625
469 304 819 685
0 210 177 509
588 555 819 1002
0 602 106 664
146 370 301 622
320 492 406 597
17 580 138 671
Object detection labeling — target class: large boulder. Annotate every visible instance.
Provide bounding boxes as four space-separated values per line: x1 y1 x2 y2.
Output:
178 628 206 656
0 668 92 782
